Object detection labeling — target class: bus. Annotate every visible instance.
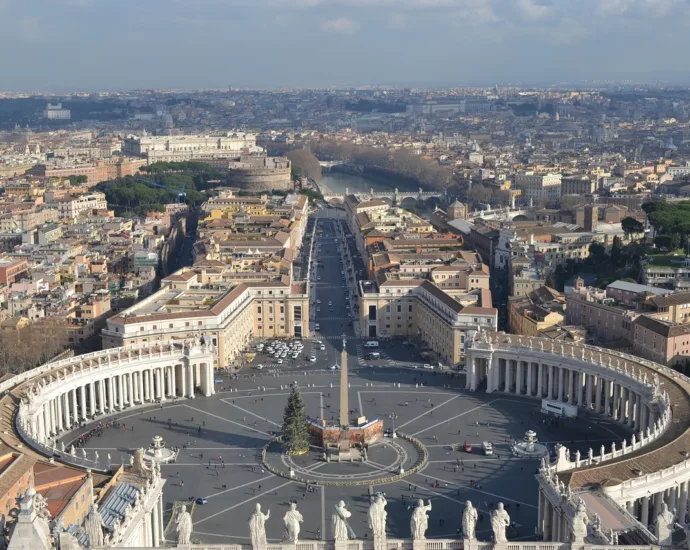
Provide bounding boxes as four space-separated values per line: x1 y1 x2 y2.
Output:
541 399 577 418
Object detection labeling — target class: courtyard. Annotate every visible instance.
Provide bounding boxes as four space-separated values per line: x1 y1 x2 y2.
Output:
61 367 630 544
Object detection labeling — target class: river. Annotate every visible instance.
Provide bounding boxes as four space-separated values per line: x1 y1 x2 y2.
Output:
319 171 418 195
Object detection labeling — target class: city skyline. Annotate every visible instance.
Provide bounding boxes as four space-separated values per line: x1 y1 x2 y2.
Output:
1 0 690 91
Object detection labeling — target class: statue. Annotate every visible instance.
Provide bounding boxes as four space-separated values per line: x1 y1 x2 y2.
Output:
491 502 510 543
33 492 51 520
84 502 103 548
368 494 387 540
133 448 147 474
410 499 432 540
655 502 674 546
249 503 270 550
129 455 135 467
283 502 303 543
571 499 589 544
462 501 478 540
176 504 193 545
332 500 352 541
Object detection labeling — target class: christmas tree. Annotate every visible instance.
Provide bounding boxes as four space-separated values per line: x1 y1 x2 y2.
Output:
282 387 309 455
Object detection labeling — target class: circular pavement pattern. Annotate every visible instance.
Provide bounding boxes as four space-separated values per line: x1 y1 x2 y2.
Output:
61 367 631 544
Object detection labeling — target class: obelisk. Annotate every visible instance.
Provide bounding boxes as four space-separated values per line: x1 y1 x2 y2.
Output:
339 335 350 454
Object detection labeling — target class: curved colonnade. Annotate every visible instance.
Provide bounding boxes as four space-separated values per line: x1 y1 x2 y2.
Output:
2 333 689 548
14 342 216 472
466 333 690 545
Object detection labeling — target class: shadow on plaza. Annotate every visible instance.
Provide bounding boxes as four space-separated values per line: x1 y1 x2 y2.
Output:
138 416 270 455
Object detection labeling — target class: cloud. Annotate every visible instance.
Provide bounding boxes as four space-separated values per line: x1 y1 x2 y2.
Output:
320 16 360 34
517 0 551 20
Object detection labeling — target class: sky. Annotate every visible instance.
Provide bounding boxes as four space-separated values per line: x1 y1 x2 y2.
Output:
1 0 689 91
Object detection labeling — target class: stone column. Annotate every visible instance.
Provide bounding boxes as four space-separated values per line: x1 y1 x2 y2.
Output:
538 364 544 397
586 373 593 409
566 369 573 404
120 374 127 406
45 402 53 437
577 372 584 407
171 366 177 398
679 481 688 524
552 507 559 541
548 365 555 399
503 360 511 393
89 383 96 417
128 373 134 406
526 362 533 396
641 496 650 527
137 371 143 403
62 393 71 429
158 368 165 401
179 365 187 397
619 387 627 422
613 383 620 419
594 376 601 413
668 487 677 512
107 377 114 410
635 396 642 431
516 361 523 395
72 388 79 423
96 379 103 413
55 394 63 432
654 492 663 519
149 369 155 401
152 502 160 548
627 392 635 428
558 367 565 402
80 385 87 421
187 364 195 398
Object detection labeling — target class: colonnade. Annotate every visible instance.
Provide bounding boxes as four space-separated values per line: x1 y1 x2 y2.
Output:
24 351 215 447
624 483 690 530
498 357 651 432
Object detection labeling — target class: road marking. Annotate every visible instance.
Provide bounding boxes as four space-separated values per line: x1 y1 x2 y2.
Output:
204 475 276 499
182 405 272 437
412 401 498 437
410 471 538 509
195 480 295 525
220 399 281 427
397 395 459 429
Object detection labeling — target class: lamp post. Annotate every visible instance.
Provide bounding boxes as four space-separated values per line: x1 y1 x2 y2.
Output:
388 413 398 439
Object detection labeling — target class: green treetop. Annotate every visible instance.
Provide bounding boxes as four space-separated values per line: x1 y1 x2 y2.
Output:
282 387 310 455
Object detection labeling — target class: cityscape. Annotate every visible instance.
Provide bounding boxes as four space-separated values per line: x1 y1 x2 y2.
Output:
4 4 690 550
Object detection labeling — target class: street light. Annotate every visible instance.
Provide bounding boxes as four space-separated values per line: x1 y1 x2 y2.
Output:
388 413 398 439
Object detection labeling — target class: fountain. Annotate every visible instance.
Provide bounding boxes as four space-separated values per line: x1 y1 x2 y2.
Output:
511 430 549 458
143 436 177 465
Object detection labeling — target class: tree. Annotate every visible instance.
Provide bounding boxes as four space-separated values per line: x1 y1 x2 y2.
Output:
621 217 644 239
300 189 323 202
589 242 606 261
286 149 322 182
611 236 622 266
282 387 309 455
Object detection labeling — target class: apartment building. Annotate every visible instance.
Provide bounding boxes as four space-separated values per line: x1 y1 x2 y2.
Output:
358 275 496 366
641 260 690 289
561 174 596 196
102 269 309 368
508 286 565 337
45 192 109 219
643 291 690 324
632 315 690 366
514 172 562 204
0 258 28 285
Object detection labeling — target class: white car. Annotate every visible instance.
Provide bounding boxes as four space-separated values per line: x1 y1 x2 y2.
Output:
291 353 299 359
319 344 325 351
329 365 339 371
255 364 264 370
276 359 283 364
309 356 317 363
423 364 433 369
328 301 332 306
316 299 321 304
317 276 321 281
317 307 320 312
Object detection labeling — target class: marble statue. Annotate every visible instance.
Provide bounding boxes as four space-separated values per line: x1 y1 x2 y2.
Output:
332 500 352 541
410 499 432 540
176 504 193 545
85 504 105 547
33 493 51 520
491 502 510 543
571 499 589 544
655 502 674 546
249 503 270 550
81 448 86 459
283 502 303 543
133 448 147 474
368 494 387 539
70 446 76 457
462 501 478 540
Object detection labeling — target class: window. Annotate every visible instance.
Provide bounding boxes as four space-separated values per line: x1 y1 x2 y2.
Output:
258 306 262 314
169 324 173 328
